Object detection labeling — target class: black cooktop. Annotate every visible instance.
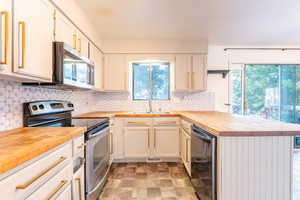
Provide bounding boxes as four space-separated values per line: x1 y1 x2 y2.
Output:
71 118 109 131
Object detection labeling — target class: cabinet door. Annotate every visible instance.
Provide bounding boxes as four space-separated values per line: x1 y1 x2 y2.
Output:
54 10 76 48
154 127 180 158
90 44 103 90
0 1 11 73
72 166 85 200
175 55 192 91
77 32 89 58
124 127 149 158
182 130 191 176
191 55 207 91
103 54 128 91
13 0 54 81
180 128 186 162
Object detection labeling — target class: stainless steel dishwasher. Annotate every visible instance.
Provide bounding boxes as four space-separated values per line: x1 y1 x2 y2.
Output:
191 125 217 200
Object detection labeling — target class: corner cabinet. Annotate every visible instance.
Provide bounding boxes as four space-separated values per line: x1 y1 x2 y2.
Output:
13 0 54 81
103 54 128 92
175 54 207 92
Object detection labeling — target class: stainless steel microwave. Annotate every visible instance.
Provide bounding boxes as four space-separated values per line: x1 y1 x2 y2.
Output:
53 42 95 89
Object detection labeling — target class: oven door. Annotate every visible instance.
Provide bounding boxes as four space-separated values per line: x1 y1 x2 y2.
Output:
85 127 110 200
191 125 217 200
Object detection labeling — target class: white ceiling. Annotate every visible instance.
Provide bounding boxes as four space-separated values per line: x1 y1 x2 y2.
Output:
75 0 300 46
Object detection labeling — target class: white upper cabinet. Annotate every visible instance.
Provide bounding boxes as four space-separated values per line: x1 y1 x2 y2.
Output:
0 0 11 73
103 54 128 91
76 32 89 58
175 55 191 91
13 0 54 81
90 44 103 90
175 54 207 92
191 55 207 91
54 10 76 49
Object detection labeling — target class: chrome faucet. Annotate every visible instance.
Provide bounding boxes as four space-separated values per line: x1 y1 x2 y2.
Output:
148 98 153 113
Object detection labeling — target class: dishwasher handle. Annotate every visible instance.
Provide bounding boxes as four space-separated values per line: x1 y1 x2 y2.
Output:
191 125 215 141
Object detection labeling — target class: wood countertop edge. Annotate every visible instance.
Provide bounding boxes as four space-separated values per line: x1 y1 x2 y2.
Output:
0 127 86 175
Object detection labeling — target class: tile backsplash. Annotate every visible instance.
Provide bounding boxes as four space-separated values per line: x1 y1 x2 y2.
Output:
0 80 214 131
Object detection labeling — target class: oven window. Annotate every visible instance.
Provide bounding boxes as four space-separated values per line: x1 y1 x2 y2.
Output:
93 135 109 170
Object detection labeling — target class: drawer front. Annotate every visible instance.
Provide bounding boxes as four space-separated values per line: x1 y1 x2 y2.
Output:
153 117 180 127
56 184 72 200
26 164 72 200
124 118 152 127
0 143 72 200
73 135 85 156
181 119 192 133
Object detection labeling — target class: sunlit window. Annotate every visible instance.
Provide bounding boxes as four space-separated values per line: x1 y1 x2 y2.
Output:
132 62 170 100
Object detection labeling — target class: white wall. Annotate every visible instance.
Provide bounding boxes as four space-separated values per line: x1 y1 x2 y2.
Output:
101 39 208 54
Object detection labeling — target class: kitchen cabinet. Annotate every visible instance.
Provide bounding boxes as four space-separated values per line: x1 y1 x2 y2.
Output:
25 164 72 200
175 55 191 91
110 118 124 160
124 127 150 158
90 44 103 91
72 165 85 200
13 0 54 81
76 32 89 58
153 127 179 158
175 54 207 92
191 55 207 91
181 127 191 176
103 54 128 91
0 142 72 199
54 10 77 49
0 0 11 74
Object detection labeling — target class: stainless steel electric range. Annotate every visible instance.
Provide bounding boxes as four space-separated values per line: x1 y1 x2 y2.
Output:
23 100 110 200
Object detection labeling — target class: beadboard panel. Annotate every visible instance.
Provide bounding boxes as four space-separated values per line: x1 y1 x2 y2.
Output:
220 136 292 200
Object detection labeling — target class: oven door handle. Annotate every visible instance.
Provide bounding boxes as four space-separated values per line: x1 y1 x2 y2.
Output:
88 127 109 139
192 126 215 141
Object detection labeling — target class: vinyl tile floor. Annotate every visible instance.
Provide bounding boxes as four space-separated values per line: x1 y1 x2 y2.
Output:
99 162 198 200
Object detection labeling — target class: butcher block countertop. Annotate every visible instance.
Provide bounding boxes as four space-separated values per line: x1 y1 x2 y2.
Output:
75 111 300 136
0 127 86 175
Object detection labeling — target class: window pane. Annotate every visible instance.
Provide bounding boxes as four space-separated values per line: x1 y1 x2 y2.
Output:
245 65 280 120
152 64 170 100
229 70 243 114
280 65 296 123
133 64 150 100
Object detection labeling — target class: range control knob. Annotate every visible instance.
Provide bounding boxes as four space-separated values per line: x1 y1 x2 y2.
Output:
32 105 38 111
39 104 45 110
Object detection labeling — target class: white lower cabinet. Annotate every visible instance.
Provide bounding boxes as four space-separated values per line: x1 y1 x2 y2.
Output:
72 166 85 200
181 127 191 176
0 136 84 200
124 127 150 158
118 118 180 160
153 127 179 158
26 164 72 200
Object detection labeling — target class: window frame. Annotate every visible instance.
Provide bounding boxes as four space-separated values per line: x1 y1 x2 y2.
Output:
230 63 300 123
132 62 171 101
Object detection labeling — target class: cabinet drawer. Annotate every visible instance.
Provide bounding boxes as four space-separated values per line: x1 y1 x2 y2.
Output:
0 143 72 200
73 135 85 156
153 117 180 127
56 184 72 200
124 118 152 127
26 164 72 200
181 119 192 134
